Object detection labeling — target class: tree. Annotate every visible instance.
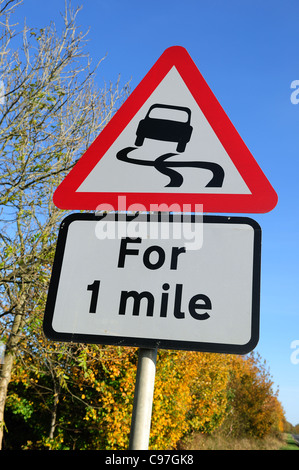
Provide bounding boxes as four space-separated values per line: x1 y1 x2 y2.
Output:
220 353 284 438
0 0 128 449
185 352 232 435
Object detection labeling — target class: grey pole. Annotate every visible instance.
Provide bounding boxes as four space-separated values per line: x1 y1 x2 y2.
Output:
129 348 158 450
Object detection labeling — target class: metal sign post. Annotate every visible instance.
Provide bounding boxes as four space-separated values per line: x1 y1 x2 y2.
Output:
129 348 158 450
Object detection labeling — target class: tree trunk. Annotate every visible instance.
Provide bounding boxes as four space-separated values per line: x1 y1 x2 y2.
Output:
0 312 25 450
49 385 60 441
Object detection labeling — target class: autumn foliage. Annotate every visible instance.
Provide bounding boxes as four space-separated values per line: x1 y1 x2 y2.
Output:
2 316 286 449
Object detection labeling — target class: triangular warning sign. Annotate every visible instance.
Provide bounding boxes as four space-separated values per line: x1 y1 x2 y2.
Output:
53 46 278 213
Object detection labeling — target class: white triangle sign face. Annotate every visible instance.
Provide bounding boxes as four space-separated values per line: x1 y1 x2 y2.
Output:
53 46 278 213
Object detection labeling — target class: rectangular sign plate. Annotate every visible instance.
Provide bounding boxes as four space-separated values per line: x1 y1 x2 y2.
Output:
43 213 261 354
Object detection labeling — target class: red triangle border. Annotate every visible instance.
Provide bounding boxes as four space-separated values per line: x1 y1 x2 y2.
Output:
53 46 278 214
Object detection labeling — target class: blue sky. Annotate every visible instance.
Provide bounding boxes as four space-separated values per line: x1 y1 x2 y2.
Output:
14 0 299 425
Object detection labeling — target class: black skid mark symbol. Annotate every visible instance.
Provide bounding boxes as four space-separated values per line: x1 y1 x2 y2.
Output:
154 153 184 187
116 147 225 188
116 147 153 167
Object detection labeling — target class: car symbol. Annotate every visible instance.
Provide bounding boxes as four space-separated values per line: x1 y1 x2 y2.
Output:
135 103 193 152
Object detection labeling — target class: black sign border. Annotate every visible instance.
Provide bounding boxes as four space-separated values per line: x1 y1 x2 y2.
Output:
43 213 261 355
